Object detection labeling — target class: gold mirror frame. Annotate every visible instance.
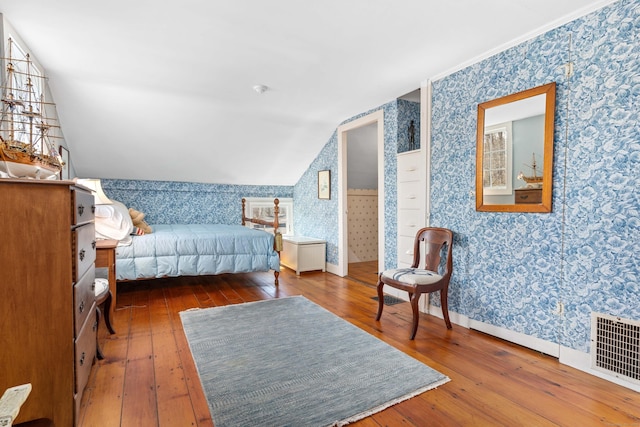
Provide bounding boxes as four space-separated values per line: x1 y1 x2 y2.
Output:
476 82 556 213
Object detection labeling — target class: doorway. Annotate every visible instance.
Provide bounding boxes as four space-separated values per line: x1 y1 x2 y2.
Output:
345 123 379 285
337 110 384 280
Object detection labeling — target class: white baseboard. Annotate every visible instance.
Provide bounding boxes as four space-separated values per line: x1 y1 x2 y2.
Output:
427 303 470 328
325 262 340 276
432 307 640 393
559 346 640 393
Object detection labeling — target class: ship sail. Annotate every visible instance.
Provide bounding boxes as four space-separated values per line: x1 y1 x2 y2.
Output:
0 37 63 179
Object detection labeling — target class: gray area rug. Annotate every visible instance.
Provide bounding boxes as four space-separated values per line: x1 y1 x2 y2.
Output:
180 296 449 427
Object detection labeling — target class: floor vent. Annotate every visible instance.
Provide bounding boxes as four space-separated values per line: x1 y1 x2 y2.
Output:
591 312 640 384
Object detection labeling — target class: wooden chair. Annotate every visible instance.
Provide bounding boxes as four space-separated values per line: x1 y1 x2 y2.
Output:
376 227 453 339
94 278 115 360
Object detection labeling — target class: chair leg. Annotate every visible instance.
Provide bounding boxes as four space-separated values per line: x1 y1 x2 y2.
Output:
96 307 104 360
375 276 384 321
103 292 116 334
409 292 420 340
440 287 452 329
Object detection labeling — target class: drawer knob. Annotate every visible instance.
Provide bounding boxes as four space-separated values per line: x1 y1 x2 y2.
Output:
405 167 416 172
407 195 416 199
78 204 85 216
79 352 85 366
92 240 96 250
79 249 86 261
79 300 85 313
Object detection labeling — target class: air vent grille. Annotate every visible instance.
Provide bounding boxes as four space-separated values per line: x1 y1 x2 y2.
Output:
591 313 640 384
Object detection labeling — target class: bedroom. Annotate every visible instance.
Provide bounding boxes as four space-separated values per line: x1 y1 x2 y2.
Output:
0 0 638 426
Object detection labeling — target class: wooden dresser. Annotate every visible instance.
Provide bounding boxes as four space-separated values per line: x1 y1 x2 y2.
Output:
514 188 542 204
0 179 97 426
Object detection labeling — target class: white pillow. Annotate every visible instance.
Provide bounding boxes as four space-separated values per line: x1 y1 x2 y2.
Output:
95 200 134 245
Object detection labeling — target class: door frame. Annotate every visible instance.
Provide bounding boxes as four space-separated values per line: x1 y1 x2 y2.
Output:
337 110 385 277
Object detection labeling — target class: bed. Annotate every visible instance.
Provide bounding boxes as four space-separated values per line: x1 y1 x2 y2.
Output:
110 198 283 284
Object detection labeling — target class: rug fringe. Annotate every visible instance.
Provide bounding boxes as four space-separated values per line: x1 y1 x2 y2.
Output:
331 376 451 427
178 295 305 316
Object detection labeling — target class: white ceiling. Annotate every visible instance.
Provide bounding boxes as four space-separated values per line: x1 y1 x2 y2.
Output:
0 0 614 185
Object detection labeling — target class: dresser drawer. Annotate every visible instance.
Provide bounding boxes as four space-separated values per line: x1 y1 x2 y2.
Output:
515 188 542 204
397 235 415 265
75 305 97 394
398 209 422 237
74 223 96 282
397 153 422 182
72 188 95 225
397 180 424 210
74 267 96 336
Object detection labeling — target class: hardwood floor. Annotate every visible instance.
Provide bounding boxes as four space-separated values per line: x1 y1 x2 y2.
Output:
79 269 640 427
348 260 379 286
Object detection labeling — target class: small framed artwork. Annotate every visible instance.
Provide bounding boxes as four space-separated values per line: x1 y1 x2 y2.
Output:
318 170 331 200
59 145 70 180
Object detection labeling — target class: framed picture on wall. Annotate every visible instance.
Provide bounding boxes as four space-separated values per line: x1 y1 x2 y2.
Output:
318 170 330 199
59 145 70 180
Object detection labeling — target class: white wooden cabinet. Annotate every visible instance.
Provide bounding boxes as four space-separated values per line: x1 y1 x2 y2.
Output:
281 236 326 275
396 150 425 268
394 150 428 310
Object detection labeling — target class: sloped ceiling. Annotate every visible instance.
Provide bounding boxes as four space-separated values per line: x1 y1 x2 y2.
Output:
0 0 614 185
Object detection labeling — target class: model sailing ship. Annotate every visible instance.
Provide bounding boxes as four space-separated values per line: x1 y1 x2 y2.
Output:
517 153 543 188
0 38 63 179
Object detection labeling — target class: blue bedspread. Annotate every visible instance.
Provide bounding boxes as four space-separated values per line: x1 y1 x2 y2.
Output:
115 224 280 280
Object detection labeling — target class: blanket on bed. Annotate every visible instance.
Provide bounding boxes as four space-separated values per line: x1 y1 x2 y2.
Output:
115 224 280 281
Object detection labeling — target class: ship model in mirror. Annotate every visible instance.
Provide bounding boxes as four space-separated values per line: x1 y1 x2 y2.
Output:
476 82 556 213
517 153 543 188
0 38 63 179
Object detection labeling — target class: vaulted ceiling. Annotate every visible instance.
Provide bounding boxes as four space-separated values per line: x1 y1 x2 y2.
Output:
0 0 614 185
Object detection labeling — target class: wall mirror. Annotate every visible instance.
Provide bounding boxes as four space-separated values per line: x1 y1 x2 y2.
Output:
476 82 556 213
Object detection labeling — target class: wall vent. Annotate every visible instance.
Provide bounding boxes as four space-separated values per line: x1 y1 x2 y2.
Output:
591 312 640 384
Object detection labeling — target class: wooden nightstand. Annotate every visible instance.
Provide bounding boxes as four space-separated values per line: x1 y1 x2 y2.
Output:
96 239 118 323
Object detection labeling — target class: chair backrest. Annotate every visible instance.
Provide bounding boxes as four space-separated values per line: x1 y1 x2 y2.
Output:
411 227 453 279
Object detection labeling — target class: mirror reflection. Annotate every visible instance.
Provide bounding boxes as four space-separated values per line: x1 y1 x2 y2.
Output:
476 82 556 213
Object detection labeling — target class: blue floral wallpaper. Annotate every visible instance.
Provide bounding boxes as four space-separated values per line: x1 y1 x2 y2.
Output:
430 0 639 352
294 99 412 269
101 179 292 225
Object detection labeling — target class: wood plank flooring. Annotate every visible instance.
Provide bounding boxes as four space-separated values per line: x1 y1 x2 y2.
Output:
79 269 640 426
348 260 379 286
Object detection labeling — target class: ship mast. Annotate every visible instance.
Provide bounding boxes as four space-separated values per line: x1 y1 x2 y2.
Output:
4 37 17 142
